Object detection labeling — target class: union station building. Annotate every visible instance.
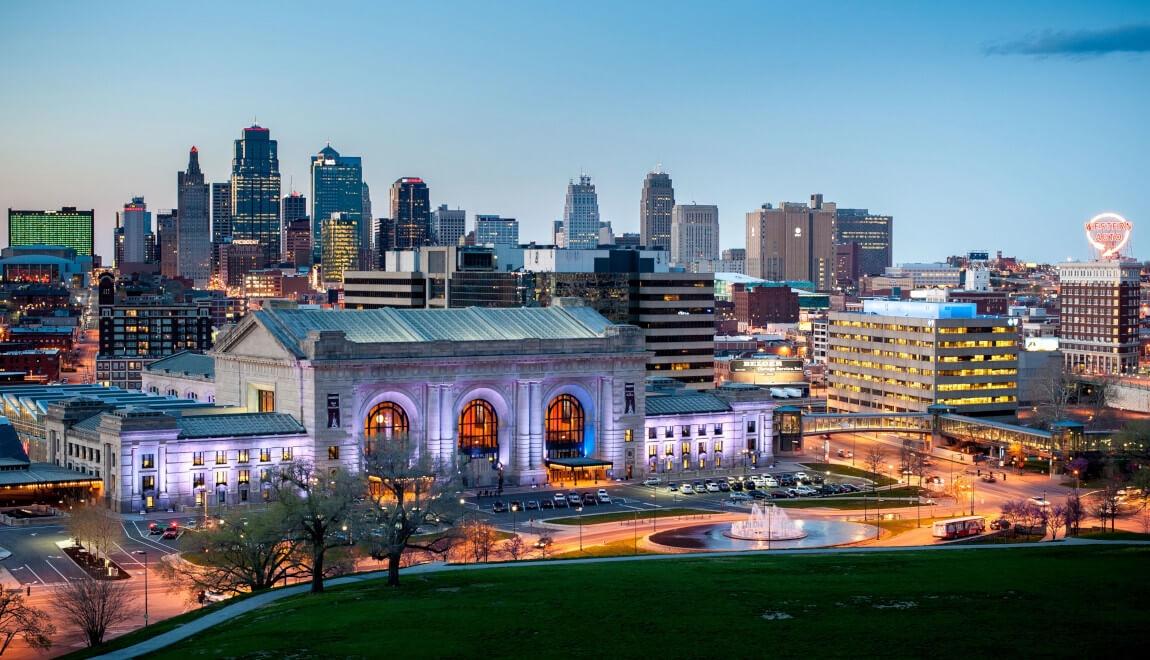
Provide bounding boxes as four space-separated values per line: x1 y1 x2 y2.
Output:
27 303 778 512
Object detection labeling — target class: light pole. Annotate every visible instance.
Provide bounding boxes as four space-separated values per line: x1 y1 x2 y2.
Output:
651 484 658 533
134 550 149 627
511 503 519 535
575 506 585 551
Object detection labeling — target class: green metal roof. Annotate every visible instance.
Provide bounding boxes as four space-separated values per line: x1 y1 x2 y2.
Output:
144 351 215 379
255 306 614 356
644 393 732 416
0 462 99 487
176 413 305 439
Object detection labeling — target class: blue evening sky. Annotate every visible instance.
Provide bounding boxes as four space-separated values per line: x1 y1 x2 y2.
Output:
1 0 1147 263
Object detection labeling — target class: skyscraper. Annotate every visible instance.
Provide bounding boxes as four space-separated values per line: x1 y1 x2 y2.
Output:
211 182 232 244
670 204 719 270
563 175 600 249
8 207 95 257
1057 260 1140 374
745 194 836 290
390 177 430 249
177 146 211 286
431 205 466 246
284 218 313 268
361 182 373 268
230 125 281 268
321 213 359 282
640 168 674 251
834 208 893 277
310 145 364 264
475 215 519 246
121 196 152 264
157 210 179 278
283 191 308 225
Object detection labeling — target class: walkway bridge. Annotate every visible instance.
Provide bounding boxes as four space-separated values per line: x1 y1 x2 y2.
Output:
778 405 1135 457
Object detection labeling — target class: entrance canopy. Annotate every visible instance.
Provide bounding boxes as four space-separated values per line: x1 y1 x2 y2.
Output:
544 457 613 470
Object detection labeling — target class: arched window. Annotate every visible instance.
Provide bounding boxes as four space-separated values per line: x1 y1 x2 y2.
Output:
546 394 584 459
364 401 409 454
458 400 498 457
186 391 198 401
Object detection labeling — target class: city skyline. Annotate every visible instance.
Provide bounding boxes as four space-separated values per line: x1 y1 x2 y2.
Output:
1 1 1148 263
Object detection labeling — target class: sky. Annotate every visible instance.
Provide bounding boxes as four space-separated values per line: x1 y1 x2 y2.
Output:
1 0 1148 264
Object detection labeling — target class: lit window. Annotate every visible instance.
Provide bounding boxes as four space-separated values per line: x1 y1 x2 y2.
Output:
328 446 340 460
141 454 154 469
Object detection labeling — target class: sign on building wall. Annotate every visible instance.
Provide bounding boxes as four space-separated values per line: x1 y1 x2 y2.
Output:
327 393 341 428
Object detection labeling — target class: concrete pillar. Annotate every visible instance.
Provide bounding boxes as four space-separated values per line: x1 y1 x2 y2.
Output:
600 377 613 462
528 381 543 469
427 385 441 462
439 385 455 462
516 380 531 472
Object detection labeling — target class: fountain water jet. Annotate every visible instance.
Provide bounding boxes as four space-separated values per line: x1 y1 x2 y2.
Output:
726 502 808 541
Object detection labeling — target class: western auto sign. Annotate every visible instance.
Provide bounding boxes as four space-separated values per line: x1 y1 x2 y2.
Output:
1085 212 1133 258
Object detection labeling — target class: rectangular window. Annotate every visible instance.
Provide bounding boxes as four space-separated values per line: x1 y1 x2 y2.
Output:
238 469 250 485
193 452 204 466
238 449 250 463
282 447 293 461
194 491 204 506
141 475 155 491
681 426 691 437
193 473 205 487
258 389 275 412
647 427 656 439
141 454 154 469
624 429 634 442
714 424 724 436
648 445 657 458
681 441 690 456
747 421 756 433
663 426 672 438
215 470 228 486
260 448 271 462
697 425 707 435
260 468 270 483
215 451 227 465
714 440 724 453
698 441 706 455
328 446 340 460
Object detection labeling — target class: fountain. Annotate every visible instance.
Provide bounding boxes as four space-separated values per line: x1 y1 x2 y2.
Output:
726 502 808 541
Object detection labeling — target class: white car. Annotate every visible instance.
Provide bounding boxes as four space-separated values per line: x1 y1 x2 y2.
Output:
762 477 779 488
795 486 818 496
705 482 721 493
749 475 766 487
793 472 809 481
597 488 611 504
642 477 663 487
680 484 696 495
728 493 752 502
1028 496 1051 507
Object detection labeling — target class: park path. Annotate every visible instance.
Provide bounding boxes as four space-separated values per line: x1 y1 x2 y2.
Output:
93 535 1148 659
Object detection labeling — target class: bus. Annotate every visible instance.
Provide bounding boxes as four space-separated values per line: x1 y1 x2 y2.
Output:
932 516 985 540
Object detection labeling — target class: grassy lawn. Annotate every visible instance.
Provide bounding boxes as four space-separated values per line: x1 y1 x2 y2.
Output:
1078 529 1150 541
136 545 1150 659
550 539 658 559
800 462 896 486
547 507 711 525
776 496 931 511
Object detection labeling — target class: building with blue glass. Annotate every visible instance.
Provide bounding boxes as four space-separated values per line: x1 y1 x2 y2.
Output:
230 125 281 269
310 145 363 264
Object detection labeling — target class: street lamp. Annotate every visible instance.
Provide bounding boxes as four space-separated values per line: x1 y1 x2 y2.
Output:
651 484 658 533
511 503 519 535
134 550 149 627
576 505 584 551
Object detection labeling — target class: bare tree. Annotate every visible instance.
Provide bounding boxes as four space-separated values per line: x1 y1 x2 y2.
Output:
1065 493 1086 536
1087 376 1116 430
359 436 461 586
159 507 307 597
53 578 136 648
1046 503 1068 540
502 534 527 561
457 520 497 564
0 591 53 656
1090 481 1123 532
862 445 886 486
274 461 362 594
1034 368 1075 429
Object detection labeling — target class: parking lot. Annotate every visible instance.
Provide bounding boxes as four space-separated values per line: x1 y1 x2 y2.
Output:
471 469 878 526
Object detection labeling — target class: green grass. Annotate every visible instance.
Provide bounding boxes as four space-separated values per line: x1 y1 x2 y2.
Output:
800 462 896 486
1078 529 1150 541
550 539 657 559
137 545 1150 659
547 507 710 525
776 498 933 511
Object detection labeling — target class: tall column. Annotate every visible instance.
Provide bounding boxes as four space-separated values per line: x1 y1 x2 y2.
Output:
528 381 543 469
427 385 441 462
516 380 530 473
600 377 614 462
439 385 455 462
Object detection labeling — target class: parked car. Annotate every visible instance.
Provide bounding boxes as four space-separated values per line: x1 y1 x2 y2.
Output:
793 471 809 481
668 482 679 492
810 474 825 484
778 475 795 487
642 477 663 487
492 501 508 513
818 485 838 496
680 483 696 495
768 490 788 499
762 477 779 488
795 486 818 496
525 500 540 510
729 492 752 502
839 483 859 493
744 481 757 491
597 489 611 504
717 481 730 492
567 493 582 505
541 499 555 510
730 480 744 492
553 493 569 507
749 489 769 500
705 482 721 493
509 500 523 511
582 493 598 505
